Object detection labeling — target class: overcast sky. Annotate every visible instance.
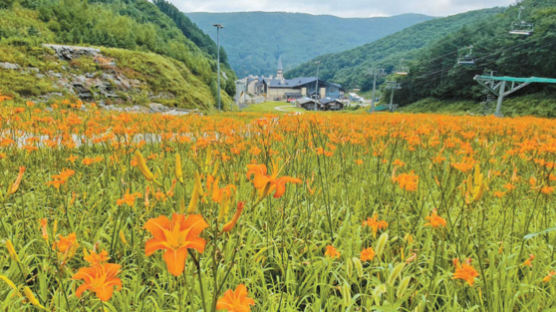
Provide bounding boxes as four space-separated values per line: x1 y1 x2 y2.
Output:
169 0 516 17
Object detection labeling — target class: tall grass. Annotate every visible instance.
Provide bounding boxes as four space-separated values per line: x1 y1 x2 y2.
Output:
0 96 554 311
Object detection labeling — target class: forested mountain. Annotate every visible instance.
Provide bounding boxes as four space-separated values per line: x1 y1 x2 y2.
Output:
395 0 556 104
153 0 228 64
185 12 434 77
286 8 503 91
0 0 235 109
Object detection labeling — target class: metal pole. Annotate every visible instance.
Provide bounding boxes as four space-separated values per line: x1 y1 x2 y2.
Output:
389 86 395 111
495 80 505 117
213 24 223 111
370 69 377 113
314 61 320 111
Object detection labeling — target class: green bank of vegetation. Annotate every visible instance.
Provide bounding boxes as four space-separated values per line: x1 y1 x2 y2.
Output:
395 0 556 104
0 0 236 109
399 93 556 117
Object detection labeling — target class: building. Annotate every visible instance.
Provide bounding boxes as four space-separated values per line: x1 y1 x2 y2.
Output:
235 58 344 103
262 57 343 101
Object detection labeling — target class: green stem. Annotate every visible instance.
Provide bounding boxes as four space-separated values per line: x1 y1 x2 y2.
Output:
190 251 207 311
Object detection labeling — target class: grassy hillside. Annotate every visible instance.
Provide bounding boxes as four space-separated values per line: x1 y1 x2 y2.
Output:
186 12 433 77
399 93 556 117
396 0 556 104
0 0 235 109
286 8 503 90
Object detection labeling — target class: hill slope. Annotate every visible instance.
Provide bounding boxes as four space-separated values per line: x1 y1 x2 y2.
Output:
0 0 235 109
286 8 503 90
395 0 556 104
185 12 434 77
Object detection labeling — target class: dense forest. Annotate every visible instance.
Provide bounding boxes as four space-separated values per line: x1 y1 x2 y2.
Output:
395 0 556 104
286 8 503 91
0 0 236 105
186 12 433 77
153 0 228 64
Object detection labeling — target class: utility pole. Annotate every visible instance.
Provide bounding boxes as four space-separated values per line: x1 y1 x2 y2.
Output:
213 24 224 111
369 68 384 113
314 61 321 111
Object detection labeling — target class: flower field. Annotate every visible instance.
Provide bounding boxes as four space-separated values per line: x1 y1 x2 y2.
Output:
0 96 555 311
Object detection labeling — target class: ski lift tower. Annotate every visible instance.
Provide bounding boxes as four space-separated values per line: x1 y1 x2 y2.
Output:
474 75 556 117
386 81 402 112
509 6 534 36
368 68 385 113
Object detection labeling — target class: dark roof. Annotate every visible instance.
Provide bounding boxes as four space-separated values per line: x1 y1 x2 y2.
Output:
264 77 342 89
320 97 342 104
297 97 319 105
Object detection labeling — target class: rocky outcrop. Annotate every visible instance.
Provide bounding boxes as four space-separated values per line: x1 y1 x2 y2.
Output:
39 44 145 102
2 44 200 112
0 62 20 70
43 44 100 60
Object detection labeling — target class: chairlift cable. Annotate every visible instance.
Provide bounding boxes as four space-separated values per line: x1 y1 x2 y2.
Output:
406 37 551 82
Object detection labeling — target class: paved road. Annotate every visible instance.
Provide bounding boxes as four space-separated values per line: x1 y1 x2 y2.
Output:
275 105 302 113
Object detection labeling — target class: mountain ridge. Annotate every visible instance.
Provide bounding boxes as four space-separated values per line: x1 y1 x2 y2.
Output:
185 11 435 77
286 7 504 90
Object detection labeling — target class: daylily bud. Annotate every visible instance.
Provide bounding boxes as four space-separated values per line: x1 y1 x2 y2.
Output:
175 153 184 184
8 166 25 195
5 240 20 263
223 202 245 232
23 287 46 310
134 150 154 181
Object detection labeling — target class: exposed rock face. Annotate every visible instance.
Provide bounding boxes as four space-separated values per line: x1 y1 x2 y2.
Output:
0 62 20 70
4 44 184 113
39 44 144 102
43 44 100 60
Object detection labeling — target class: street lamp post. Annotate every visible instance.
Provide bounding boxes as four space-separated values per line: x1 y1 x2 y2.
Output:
213 24 224 111
314 61 320 111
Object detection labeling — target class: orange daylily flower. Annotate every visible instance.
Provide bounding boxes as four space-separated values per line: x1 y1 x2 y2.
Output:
223 202 245 232
325 245 340 259
362 213 388 236
53 233 79 263
206 175 236 204
452 258 479 286
521 254 535 267
84 249 110 266
39 218 48 241
144 213 208 276
48 169 75 189
246 163 301 199
66 155 79 164
543 271 556 283
424 209 447 228
360 247 376 261
73 262 122 301
116 191 142 207
392 171 419 192
82 156 103 166
216 284 255 312
541 186 554 195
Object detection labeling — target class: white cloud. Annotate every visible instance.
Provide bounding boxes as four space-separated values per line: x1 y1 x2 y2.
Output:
168 0 516 17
